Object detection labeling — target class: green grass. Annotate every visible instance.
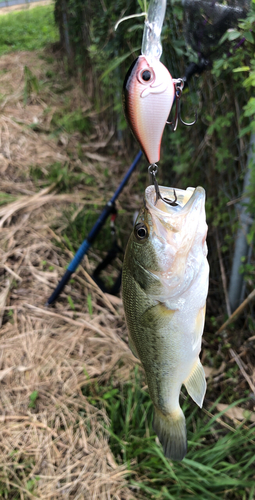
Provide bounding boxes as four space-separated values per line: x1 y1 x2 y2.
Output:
50 109 92 135
83 371 255 500
0 5 58 55
0 192 17 205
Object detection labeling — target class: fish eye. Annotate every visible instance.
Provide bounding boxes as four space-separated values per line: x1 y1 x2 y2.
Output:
141 70 151 81
134 223 148 241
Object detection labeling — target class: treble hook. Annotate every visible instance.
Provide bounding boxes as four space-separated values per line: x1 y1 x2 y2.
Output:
167 79 197 132
148 164 178 207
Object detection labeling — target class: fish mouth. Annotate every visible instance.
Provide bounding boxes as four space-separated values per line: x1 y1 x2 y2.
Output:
144 185 206 238
145 185 205 217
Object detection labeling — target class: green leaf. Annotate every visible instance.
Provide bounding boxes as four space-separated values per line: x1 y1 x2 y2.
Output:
87 293 93 317
233 66 250 72
243 31 254 43
219 29 240 45
243 97 255 117
103 388 119 399
68 295 75 310
227 29 241 41
29 390 39 408
83 367 90 379
100 48 140 80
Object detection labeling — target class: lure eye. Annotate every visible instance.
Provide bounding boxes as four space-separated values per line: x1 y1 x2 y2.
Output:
141 70 151 81
137 67 155 85
135 223 148 241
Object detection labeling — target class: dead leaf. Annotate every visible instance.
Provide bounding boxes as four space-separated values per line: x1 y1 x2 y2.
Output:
0 279 12 327
217 403 255 423
204 366 214 378
0 367 13 381
204 362 226 379
105 293 123 306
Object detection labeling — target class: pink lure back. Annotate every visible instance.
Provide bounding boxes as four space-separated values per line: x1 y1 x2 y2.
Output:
123 55 174 164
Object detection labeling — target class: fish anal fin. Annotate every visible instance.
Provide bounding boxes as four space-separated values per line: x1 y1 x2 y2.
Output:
184 358 206 408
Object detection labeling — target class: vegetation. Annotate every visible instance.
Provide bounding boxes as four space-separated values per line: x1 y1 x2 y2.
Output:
53 0 255 319
85 372 255 500
0 5 58 55
0 2 254 499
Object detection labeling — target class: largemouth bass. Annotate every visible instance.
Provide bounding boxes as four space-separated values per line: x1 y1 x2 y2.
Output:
122 185 209 461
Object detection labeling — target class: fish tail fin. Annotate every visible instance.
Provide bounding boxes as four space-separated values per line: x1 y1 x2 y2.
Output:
153 406 187 461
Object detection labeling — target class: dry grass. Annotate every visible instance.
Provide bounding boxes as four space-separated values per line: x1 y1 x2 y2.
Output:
0 49 139 499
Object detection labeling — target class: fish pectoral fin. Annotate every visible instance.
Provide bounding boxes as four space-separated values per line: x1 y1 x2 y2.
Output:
184 359 206 408
128 336 139 359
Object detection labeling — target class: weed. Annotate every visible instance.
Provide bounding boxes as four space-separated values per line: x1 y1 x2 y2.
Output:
0 6 58 56
45 69 55 78
82 371 255 499
67 295 75 310
26 477 40 492
28 391 38 409
62 206 112 252
87 293 93 316
51 109 92 135
63 233 75 253
0 192 17 205
23 66 39 104
30 162 94 192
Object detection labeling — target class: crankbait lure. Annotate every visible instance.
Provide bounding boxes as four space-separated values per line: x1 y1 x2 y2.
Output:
123 0 175 164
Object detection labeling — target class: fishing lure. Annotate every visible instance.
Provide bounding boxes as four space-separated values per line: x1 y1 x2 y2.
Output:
123 55 174 164
123 0 175 165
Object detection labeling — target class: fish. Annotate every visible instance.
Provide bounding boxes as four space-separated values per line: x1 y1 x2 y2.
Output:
123 55 174 165
122 184 209 461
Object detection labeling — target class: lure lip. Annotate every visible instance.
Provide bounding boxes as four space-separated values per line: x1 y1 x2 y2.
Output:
142 0 167 61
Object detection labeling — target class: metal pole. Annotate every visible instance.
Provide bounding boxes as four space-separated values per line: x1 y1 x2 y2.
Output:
228 131 255 313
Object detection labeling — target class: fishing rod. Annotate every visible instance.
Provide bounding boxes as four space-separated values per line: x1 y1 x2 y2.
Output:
46 150 143 306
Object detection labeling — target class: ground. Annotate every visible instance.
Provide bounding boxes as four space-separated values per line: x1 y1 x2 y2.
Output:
0 20 255 500
0 48 138 499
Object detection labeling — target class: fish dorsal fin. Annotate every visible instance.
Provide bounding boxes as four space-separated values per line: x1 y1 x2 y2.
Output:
184 359 206 408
